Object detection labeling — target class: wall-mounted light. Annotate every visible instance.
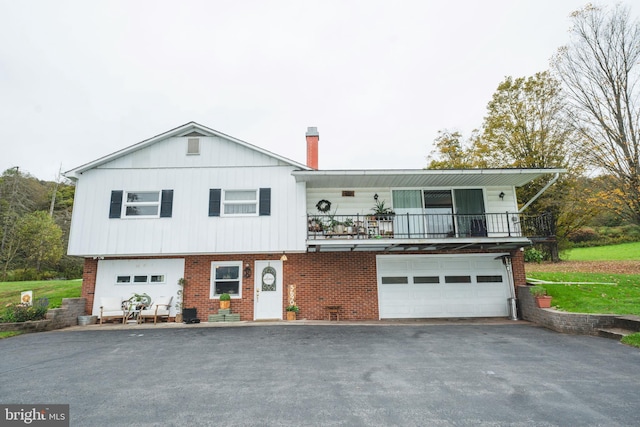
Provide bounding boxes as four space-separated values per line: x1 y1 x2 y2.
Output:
244 263 252 278
499 192 505 200
374 193 379 201
280 252 288 261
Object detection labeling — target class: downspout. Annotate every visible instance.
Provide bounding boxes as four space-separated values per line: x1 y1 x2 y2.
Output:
496 254 518 320
518 173 560 213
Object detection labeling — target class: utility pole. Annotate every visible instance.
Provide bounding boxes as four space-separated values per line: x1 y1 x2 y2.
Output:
49 164 62 217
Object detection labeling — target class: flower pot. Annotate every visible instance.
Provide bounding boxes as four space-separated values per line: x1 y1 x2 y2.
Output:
220 300 230 309
535 296 552 308
286 311 296 321
175 313 183 323
78 315 97 326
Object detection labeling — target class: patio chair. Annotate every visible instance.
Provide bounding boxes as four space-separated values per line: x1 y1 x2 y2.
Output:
99 297 126 324
138 296 173 324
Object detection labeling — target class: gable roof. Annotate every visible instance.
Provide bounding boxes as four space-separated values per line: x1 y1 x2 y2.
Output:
64 122 311 179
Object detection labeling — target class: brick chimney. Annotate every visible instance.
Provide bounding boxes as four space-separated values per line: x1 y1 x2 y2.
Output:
306 126 319 170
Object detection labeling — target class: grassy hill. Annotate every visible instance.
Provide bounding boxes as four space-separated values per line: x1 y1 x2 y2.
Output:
562 241 640 261
0 279 82 309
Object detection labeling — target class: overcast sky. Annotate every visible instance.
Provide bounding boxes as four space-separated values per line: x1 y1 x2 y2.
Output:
0 0 634 180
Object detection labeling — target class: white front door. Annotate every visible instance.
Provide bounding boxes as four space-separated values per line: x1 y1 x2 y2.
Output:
253 260 283 320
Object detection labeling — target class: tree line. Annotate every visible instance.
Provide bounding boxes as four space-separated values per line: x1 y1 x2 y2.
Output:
0 167 82 281
426 4 640 253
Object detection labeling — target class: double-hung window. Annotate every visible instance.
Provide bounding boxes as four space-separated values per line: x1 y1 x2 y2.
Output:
208 188 271 217
124 191 161 217
109 190 173 218
210 262 242 297
223 190 258 216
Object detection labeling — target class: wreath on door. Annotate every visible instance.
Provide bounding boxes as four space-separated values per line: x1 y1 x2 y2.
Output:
262 266 277 291
315 199 331 213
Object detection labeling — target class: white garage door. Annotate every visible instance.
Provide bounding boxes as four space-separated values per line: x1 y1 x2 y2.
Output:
93 258 185 317
377 254 512 318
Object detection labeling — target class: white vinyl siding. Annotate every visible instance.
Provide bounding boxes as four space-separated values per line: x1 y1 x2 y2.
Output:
97 135 287 169
68 164 306 256
306 189 392 216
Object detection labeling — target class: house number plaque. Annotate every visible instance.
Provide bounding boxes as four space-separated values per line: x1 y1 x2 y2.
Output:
261 266 276 292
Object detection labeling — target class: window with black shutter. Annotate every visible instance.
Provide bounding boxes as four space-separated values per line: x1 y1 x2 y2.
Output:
209 189 221 217
109 190 173 218
160 190 173 218
109 191 123 218
259 188 271 216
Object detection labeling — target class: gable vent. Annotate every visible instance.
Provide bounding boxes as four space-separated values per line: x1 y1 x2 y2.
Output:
187 138 200 155
184 131 206 137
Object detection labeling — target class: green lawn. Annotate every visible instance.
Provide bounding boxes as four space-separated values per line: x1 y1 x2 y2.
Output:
0 331 23 339
562 241 640 261
526 272 640 316
0 279 82 309
622 333 640 347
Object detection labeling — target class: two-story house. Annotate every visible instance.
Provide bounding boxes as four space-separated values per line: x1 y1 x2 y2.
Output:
65 122 563 322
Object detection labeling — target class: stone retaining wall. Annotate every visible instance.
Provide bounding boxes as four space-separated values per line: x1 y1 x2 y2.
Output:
517 285 617 335
0 298 87 333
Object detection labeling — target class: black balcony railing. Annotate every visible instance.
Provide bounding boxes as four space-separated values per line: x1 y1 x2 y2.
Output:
306 212 555 240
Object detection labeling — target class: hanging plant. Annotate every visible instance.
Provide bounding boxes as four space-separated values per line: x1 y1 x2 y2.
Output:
316 199 332 213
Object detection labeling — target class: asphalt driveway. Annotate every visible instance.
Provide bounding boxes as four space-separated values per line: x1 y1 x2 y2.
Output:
1 323 639 426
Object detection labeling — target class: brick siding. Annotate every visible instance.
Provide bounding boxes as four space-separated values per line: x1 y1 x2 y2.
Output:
81 249 524 322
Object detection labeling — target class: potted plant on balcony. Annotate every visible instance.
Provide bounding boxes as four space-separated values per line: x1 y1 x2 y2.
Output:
219 293 231 309
371 199 395 220
344 217 355 234
530 286 552 308
331 219 345 234
286 305 299 320
325 206 344 234
308 216 324 232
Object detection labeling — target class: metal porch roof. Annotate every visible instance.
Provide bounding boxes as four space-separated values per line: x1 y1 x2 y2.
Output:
292 168 565 188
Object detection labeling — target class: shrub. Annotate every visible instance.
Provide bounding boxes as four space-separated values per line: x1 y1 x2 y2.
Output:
567 224 640 248
524 247 544 263
56 256 84 279
6 269 57 282
528 286 547 297
1 298 49 323
7 268 40 282
567 227 599 243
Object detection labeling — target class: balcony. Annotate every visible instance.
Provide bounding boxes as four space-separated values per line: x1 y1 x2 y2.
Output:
306 212 555 252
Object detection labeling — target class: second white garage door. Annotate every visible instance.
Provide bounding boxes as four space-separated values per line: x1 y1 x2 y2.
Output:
377 254 512 319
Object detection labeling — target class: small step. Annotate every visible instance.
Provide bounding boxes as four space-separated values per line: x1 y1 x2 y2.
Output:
614 316 640 332
208 314 225 322
598 328 635 340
